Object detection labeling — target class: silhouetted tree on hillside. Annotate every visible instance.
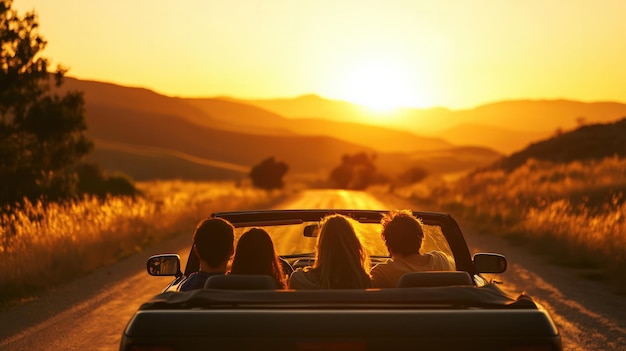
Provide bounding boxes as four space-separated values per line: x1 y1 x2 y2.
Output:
1 1 93 205
76 163 138 198
396 165 429 186
329 152 384 190
249 157 288 190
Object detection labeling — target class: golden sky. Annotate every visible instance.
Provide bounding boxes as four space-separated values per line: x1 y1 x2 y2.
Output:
15 0 626 110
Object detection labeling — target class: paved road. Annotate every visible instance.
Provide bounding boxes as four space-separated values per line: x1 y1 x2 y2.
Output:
1 189 624 350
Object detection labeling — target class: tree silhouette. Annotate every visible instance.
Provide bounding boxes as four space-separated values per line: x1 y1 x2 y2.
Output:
76 163 138 198
1 1 93 205
249 157 288 190
396 165 429 186
329 152 379 190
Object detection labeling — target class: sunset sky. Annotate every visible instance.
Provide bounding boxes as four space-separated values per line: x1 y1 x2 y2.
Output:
15 0 626 110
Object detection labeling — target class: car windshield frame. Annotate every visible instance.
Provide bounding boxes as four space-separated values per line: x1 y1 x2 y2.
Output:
182 209 474 276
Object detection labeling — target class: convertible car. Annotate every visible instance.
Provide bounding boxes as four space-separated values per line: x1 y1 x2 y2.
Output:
120 209 562 351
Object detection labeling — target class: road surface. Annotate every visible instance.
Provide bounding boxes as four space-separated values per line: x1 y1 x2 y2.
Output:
0 189 624 350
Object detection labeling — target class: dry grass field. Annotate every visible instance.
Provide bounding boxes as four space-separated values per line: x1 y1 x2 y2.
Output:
3 158 625 305
395 156 626 292
0 181 287 306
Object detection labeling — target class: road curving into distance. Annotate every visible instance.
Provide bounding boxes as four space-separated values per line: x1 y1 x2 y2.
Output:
1 189 624 350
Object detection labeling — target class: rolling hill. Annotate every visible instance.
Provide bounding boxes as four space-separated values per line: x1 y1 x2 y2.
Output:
435 123 550 154
183 97 452 152
57 77 626 183
236 96 626 154
486 118 626 172
57 77 501 182
81 102 379 180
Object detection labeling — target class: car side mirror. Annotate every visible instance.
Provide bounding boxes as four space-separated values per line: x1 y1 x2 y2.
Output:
473 253 507 273
147 254 182 277
304 224 319 237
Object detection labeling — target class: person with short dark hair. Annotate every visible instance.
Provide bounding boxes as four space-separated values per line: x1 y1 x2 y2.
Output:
179 217 235 291
371 209 454 288
229 228 287 289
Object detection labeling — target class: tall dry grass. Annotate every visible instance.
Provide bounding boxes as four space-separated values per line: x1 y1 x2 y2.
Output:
0 181 287 305
396 156 626 289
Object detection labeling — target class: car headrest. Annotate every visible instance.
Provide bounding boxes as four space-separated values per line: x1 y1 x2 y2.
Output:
396 271 473 288
204 274 278 290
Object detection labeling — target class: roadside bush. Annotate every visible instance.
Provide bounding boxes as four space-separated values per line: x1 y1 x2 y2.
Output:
395 165 429 186
76 163 139 198
249 157 289 190
329 152 388 190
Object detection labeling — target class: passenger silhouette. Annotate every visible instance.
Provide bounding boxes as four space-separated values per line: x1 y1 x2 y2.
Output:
229 228 287 289
179 217 234 291
371 210 454 288
289 214 371 289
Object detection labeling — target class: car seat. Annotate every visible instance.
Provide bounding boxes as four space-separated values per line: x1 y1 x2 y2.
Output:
396 271 473 288
204 274 278 290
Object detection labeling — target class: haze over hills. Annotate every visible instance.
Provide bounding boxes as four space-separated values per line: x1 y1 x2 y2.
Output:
224 94 365 123
452 100 626 132
438 124 549 155
185 98 452 153
59 77 500 182
58 77 626 183
236 96 626 154
486 118 626 173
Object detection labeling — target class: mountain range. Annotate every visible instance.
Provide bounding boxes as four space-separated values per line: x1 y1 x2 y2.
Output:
56 77 626 183
235 95 626 153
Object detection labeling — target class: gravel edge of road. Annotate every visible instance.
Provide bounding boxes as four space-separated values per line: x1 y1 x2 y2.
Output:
2 190 625 351
0 229 193 343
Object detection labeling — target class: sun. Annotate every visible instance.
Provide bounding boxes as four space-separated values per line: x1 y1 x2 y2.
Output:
337 58 427 113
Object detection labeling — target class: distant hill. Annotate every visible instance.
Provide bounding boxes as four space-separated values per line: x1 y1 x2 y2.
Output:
488 118 626 172
81 102 379 180
57 78 380 180
231 95 454 134
436 123 550 154
451 100 626 132
225 94 367 123
237 96 626 154
185 97 452 152
62 77 626 182
58 78 218 129
360 145 503 178
57 77 499 181
181 98 295 136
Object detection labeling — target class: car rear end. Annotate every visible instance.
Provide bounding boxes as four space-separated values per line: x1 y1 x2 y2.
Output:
121 306 561 351
120 286 561 351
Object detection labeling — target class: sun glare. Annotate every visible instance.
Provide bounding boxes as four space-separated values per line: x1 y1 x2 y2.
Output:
337 58 427 113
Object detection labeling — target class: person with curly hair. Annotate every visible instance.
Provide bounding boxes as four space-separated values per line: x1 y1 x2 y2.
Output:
370 209 454 288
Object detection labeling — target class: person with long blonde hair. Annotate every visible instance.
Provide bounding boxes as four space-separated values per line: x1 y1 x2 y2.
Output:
229 228 287 289
288 214 371 289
